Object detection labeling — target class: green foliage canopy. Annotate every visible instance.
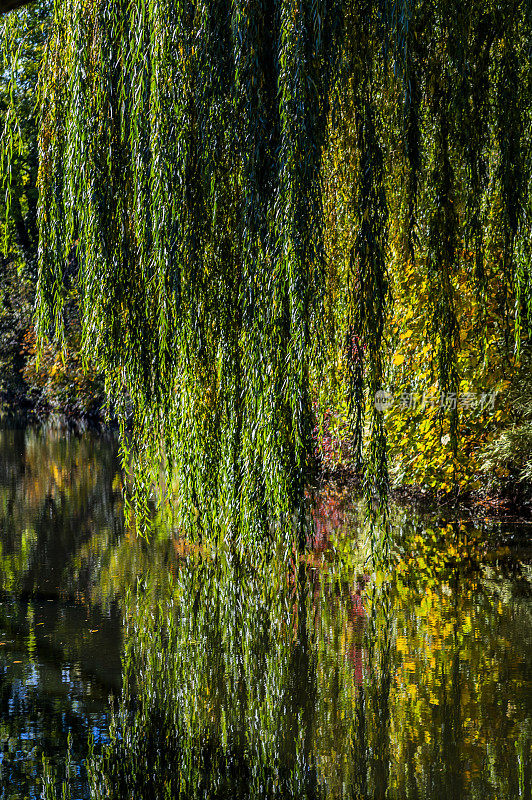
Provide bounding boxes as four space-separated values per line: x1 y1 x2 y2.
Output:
30 0 532 545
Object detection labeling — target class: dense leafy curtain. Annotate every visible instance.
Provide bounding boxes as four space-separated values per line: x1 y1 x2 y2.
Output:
29 0 532 545
36 0 343 546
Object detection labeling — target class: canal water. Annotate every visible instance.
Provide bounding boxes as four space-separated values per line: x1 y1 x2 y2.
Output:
0 426 530 799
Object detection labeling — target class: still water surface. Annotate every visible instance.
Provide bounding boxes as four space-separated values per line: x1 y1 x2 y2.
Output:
0 426 530 798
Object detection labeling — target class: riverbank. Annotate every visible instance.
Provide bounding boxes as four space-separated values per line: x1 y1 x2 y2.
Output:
2 410 531 524
316 466 532 525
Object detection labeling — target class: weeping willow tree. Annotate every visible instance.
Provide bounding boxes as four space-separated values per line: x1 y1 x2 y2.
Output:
35 0 344 547
13 0 532 546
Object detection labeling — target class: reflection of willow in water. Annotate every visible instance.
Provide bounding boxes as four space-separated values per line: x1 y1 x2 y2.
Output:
71 553 393 800
388 518 532 800
45 513 532 800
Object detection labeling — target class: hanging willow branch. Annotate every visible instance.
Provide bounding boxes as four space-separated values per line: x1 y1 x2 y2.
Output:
23 0 532 546
36 0 343 547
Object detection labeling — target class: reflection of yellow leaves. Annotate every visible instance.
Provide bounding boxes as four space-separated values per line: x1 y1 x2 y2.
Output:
392 353 405 366
462 616 472 634
396 636 408 654
442 622 454 639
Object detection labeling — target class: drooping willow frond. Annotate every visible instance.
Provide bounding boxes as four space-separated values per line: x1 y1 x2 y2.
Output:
36 0 343 547
28 0 532 547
